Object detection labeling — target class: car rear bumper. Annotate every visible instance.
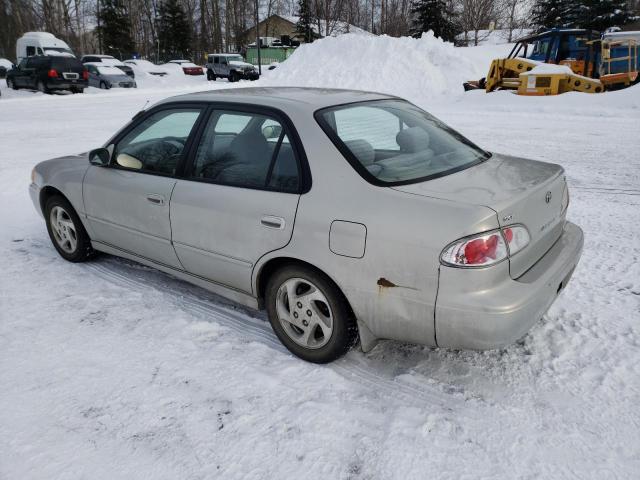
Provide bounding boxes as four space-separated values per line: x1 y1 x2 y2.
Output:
47 80 88 90
435 221 584 350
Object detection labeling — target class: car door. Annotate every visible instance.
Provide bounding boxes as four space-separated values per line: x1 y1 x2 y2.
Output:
13 59 31 87
86 64 99 87
83 106 205 268
170 108 305 293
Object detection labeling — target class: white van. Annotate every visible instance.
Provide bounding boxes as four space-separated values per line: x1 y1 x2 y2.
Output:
16 32 74 63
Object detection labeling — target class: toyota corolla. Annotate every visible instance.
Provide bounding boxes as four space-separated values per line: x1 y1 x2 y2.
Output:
29 87 584 363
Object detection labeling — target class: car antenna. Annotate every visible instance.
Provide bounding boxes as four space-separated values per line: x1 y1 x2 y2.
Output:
132 99 150 120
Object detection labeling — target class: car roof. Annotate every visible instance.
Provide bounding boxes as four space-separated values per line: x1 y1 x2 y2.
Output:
159 87 396 111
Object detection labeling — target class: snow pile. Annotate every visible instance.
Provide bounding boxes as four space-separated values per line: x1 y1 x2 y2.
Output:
260 32 508 103
524 63 575 75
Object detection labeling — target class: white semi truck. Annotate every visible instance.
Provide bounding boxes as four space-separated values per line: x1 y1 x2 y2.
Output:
16 32 74 63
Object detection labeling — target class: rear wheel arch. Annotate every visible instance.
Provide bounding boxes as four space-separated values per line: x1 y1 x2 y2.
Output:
256 257 355 315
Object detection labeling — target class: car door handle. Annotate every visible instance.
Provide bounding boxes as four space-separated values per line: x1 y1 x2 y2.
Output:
146 194 165 205
261 216 285 230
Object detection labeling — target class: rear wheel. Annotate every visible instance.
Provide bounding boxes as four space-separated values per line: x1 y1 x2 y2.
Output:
99 81 109 90
265 265 357 363
44 196 94 262
207 69 216 81
7 78 17 90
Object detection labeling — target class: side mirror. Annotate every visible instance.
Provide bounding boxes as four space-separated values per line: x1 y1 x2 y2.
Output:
262 124 282 139
89 147 110 166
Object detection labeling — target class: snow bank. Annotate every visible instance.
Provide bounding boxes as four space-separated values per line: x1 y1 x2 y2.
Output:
260 32 510 104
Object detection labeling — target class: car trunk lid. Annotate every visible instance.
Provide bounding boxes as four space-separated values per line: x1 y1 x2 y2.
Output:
392 153 567 278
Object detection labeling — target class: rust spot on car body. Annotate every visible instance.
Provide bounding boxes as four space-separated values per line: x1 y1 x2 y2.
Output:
377 277 397 288
377 278 418 294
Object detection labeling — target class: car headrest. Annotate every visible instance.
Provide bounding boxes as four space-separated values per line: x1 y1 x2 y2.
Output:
229 132 269 157
345 139 375 165
396 127 430 153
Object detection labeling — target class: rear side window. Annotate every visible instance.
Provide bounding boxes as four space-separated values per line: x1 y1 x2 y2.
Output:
316 99 489 186
51 58 83 71
26 46 35 56
189 110 299 193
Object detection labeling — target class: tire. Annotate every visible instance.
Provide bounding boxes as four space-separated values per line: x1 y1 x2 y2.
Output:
265 265 358 363
207 69 216 81
44 195 94 262
99 81 109 90
7 78 17 90
71 87 84 94
229 71 239 83
37 80 49 94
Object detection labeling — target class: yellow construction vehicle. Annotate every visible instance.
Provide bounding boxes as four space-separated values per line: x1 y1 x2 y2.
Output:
464 28 639 96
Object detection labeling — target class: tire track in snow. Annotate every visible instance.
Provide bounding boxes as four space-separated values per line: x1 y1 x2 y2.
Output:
84 258 469 412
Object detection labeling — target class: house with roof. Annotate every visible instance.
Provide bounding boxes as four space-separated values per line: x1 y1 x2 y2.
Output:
241 14 370 47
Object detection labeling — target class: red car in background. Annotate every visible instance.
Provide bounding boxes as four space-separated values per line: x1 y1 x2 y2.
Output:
168 59 204 76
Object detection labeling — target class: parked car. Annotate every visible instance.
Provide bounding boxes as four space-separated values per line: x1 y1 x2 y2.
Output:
81 54 134 78
29 88 583 363
167 59 205 75
84 63 136 89
16 31 74 63
206 53 259 82
7 55 87 93
124 59 168 76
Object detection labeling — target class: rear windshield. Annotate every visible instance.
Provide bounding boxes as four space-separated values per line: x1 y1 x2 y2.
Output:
51 57 83 71
316 99 489 186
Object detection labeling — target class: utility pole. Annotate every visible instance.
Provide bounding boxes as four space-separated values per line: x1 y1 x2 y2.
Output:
97 0 102 53
255 0 261 75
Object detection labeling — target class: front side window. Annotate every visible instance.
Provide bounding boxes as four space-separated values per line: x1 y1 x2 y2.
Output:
114 109 202 175
190 110 299 192
317 99 489 185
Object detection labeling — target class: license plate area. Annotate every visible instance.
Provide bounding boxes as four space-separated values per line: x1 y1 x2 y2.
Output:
63 72 79 80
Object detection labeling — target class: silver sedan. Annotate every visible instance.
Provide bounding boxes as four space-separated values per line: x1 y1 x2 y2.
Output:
29 87 584 363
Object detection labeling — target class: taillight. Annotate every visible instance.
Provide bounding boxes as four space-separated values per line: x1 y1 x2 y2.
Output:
82 69 89 80
440 226 530 268
502 226 530 256
47 69 58 78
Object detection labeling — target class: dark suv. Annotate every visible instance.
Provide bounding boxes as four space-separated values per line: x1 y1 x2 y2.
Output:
6 56 88 94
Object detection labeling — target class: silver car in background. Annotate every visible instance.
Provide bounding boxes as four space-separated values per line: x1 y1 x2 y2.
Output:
84 63 136 89
29 87 583 363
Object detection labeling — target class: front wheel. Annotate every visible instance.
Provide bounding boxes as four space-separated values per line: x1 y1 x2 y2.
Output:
229 71 239 82
265 265 357 363
45 196 94 262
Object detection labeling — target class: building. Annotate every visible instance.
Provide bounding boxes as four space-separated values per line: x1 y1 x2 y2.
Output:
241 15 370 47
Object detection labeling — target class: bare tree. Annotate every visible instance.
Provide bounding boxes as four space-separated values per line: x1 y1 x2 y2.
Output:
459 0 497 45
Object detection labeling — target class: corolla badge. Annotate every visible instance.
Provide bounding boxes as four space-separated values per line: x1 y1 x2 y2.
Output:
545 191 552 203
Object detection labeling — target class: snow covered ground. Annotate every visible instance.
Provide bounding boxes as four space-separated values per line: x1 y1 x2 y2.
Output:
1 35 640 479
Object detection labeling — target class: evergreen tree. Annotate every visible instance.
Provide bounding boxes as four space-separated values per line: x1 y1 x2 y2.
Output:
294 0 316 43
96 0 134 59
531 0 580 31
532 0 636 31
576 0 636 31
157 0 192 60
410 0 457 41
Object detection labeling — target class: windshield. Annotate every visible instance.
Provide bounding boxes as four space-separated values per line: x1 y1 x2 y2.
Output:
227 56 243 62
316 99 489 185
